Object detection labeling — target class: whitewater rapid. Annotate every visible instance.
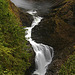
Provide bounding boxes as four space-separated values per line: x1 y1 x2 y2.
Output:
25 10 54 75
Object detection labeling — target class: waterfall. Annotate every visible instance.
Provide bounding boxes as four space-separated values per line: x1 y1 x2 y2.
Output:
10 0 54 75
25 10 54 75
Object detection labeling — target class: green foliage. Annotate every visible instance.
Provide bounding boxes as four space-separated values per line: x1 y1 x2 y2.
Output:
59 53 75 75
0 0 32 74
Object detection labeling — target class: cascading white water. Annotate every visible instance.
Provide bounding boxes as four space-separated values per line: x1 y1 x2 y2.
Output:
10 0 54 75
10 0 54 74
25 10 54 75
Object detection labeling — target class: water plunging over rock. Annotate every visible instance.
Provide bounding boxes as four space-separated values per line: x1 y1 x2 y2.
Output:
25 10 54 75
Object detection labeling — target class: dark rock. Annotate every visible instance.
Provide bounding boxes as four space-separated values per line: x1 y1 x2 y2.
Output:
31 0 75 75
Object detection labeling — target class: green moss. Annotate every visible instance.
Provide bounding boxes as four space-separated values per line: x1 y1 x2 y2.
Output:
0 0 32 75
59 53 75 75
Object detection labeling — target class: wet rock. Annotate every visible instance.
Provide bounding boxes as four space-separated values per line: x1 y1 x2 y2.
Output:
31 0 75 75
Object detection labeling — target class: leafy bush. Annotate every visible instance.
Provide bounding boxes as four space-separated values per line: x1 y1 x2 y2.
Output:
0 0 32 74
59 53 75 75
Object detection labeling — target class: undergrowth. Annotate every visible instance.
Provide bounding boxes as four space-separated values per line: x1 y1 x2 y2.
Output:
0 0 32 75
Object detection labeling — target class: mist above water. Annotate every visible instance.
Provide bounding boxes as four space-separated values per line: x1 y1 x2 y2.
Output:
11 0 62 13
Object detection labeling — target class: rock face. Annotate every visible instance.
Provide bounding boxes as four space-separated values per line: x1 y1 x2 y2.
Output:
32 0 74 49
31 0 75 74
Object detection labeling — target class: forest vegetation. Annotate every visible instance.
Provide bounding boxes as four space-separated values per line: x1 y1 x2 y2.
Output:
59 53 75 75
0 0 33 74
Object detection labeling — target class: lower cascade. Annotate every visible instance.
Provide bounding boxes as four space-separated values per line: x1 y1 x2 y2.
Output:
25 10 54 75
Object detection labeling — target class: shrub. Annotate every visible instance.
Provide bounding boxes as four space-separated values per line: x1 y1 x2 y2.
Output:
59 53 75 75
0 0 32 74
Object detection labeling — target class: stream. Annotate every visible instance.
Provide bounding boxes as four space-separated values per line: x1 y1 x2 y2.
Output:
25 10 54 75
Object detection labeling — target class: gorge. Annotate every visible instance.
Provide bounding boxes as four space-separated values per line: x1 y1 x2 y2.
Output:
1 0 74 75
25 10 54 75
